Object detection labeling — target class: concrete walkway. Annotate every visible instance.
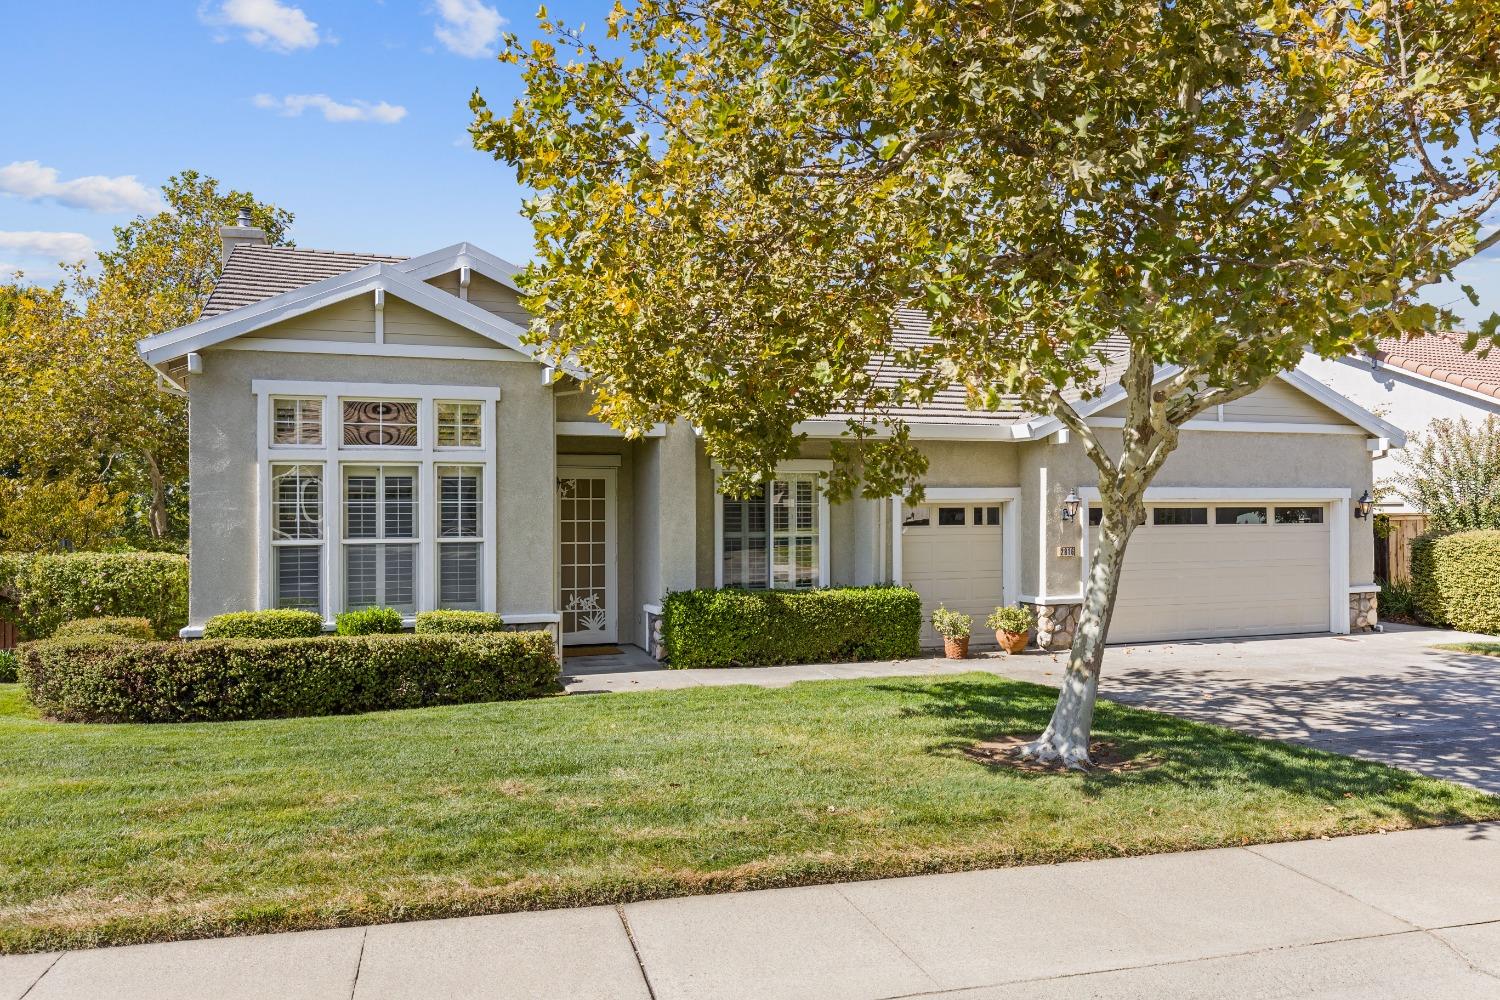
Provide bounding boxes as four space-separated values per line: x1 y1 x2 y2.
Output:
566 625 1500 793
5 822 1499 999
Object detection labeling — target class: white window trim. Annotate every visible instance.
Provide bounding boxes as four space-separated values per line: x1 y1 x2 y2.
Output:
253 381 500 621
1077 486 1353 636
889 487 1021 609
712 460 833 589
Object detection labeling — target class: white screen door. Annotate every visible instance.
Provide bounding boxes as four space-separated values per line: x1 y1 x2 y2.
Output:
558 466 618 644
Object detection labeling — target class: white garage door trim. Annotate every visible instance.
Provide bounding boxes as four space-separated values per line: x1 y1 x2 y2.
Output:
890 487 1021 609
1076 486 1352 636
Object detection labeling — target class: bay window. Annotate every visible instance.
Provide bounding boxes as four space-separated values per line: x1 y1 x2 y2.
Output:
437 465 483 609
270 463 323 610
719 470 826 590
343 465 418 612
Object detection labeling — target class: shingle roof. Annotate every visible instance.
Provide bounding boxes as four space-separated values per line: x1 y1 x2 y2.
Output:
1377 333 1500 400
200 244 406 318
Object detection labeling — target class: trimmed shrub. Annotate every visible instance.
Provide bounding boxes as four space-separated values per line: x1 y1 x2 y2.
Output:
0 552 187 640
335 607 406 636
18 631 560 723
661 586 922 668
204 609 325 640
1410 530 1500 634
53 617 154 641
0 650 15 684
414 610 507 634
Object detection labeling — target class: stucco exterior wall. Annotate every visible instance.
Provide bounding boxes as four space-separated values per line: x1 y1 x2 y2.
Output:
185 348 555 626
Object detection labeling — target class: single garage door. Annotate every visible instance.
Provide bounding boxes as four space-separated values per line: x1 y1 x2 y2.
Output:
902 503 1005 647
1105 502 1330 644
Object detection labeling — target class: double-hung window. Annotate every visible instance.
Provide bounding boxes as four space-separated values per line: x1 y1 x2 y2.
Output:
437 465 484 609
721 472 823 590
270 463 324 610
343 465 419 613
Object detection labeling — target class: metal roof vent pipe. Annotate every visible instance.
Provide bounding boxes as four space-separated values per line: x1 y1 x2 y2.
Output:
219 207 267 268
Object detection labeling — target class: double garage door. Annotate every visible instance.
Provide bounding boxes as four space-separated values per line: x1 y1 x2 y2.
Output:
1104 502 1330 643
901 499 1331 647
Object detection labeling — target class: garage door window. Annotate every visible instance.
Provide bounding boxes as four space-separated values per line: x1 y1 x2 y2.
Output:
721 474 821 590
1275 506 1324 524
1215 506 1268 525
937 507 966 526
1153 506 1208 526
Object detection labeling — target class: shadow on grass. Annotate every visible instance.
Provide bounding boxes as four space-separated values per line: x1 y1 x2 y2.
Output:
876 675 1499 826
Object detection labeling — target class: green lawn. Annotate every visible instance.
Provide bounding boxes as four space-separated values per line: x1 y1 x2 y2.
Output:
1435 642 1500 656
3 674 1497 954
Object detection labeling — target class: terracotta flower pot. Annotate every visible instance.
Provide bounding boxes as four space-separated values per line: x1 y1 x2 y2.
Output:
997 629 1028 655
943 635 970 659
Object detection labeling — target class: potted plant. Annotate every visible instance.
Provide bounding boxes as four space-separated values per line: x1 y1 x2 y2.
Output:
987 605 1034 655
932 605 973 659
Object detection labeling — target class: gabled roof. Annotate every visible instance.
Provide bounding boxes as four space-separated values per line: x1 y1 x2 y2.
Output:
138 242 569 385
1375 333 1500 400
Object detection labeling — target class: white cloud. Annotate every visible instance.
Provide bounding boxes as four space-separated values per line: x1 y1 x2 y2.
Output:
205 0 320 52
0 231 95 264
252 93 407 124
432 0 505 58
0 161 163 215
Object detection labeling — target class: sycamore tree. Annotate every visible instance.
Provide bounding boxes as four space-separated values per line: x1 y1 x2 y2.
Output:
475 0 1500 765
0 171 292 547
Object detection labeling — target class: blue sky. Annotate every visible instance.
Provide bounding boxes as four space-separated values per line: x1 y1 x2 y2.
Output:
1 1 1494 328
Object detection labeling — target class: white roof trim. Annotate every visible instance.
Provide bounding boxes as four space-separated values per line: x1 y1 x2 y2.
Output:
137 248 582 376
396 242 524 293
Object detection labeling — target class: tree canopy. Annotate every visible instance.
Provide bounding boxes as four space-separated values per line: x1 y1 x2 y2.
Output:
0 171 293 549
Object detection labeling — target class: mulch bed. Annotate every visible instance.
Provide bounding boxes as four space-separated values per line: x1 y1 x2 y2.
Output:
963 736 1164 774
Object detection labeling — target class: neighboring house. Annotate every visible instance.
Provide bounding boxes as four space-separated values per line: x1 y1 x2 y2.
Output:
137 221 1405 655
1301 334 1500 512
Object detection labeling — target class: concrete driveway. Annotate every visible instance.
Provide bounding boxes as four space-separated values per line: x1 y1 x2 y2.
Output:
999 624 1500 794
566 624 1500 794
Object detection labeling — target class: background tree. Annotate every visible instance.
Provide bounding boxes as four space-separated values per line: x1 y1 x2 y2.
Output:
0 171 293 548
477 0 1500 764
1388 416 1500 533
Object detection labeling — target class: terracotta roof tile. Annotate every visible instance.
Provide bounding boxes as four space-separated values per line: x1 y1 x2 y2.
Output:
1376 333 1500 400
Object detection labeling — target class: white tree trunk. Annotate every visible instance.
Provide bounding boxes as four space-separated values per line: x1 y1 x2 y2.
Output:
1018 499 1136 769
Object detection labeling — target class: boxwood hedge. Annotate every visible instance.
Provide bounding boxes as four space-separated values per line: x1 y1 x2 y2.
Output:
661 586 922 668
0 552 187 640
335 607 405 635
203 609 325 640
1411 530 1500 634
53 617 155 641
18 631 560 723
414 610 508 634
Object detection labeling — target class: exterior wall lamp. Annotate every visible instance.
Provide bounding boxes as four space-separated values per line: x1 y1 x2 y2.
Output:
1060 489 1082 522
1355 490 1373 520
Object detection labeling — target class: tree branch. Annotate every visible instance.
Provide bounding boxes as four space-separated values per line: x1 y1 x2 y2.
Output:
1046 389 1117 479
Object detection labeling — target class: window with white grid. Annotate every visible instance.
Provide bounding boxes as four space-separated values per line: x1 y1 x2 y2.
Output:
271 397 323 446
721 473 821 590
343 465 418 612
270 464 323 611
437 465 483 610
436 402 483 448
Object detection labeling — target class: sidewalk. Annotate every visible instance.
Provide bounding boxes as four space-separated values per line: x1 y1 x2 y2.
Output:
5 822 1499 999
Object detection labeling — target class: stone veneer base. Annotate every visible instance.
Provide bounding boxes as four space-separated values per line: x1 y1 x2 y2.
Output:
1022 601 1083 652
1349 590 1378 633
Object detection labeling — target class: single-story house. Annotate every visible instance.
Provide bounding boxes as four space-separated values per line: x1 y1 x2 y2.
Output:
1301 334 1500 513
137 222 1406 654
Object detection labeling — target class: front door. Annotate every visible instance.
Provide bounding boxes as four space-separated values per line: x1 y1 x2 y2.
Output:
558 466 617 644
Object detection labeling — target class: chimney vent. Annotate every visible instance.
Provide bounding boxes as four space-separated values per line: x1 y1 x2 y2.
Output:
219 209 267 268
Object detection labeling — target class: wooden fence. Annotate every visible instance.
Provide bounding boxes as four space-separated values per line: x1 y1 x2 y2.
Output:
1376 513 1430 585
0 618 15 652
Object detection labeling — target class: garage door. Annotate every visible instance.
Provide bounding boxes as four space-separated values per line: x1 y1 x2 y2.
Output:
1105 502 1330 644
902 503 1005 647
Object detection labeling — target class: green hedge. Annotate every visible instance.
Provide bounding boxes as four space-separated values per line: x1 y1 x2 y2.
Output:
335 607 405 636
661 586 922 668
414 610 507 634
203 610 325 640
18 631 560 723
1411 530 1500 634
53 617 155 641
0 552 187 640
